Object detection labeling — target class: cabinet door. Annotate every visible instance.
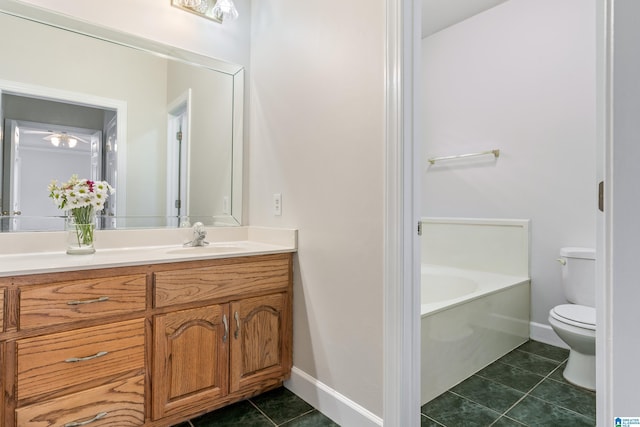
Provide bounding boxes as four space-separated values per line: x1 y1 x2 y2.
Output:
230 293 292 394
152 304 229 420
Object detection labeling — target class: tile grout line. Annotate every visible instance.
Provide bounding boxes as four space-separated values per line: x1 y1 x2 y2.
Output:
247 399 278 427
421 413 446 427
275 409 318 426
457 348 575 426
527 362 597 422
494 355 595 424
424 343 593 427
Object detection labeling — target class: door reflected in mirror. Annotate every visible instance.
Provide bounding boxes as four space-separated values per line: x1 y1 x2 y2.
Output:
0 8 244 232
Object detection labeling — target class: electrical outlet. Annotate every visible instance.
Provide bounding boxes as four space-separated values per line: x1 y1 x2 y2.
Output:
273 193 282 216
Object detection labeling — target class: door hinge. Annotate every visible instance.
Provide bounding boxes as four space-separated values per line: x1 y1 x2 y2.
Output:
175 199 181 209
417 221 423 236
176 131 183 143
598 181 604 212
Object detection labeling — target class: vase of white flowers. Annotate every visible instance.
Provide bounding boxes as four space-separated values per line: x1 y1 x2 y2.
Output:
48 174 114 255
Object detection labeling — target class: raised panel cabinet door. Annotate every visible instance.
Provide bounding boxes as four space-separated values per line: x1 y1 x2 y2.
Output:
229 293 292 394
152 304 229 420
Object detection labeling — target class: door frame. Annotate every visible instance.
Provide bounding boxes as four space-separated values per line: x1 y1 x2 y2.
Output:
383 0 421 425
0 79 128 216
385 1 613 425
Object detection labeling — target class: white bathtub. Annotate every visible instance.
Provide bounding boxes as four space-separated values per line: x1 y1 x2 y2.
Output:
420 264 530 405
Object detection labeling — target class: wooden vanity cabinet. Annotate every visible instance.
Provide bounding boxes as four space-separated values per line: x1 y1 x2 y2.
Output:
151 254 292 422
1 271 147 427
0 253 293 427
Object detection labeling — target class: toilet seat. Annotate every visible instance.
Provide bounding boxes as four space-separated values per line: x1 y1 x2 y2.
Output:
550 304 596 330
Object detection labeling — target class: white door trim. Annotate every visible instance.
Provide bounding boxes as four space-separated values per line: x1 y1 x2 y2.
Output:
383 0 421 425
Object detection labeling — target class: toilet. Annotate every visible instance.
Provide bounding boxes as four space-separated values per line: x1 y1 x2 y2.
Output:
548 247 596 391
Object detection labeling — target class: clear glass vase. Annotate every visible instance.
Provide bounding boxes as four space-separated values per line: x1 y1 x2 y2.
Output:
66 210 96 255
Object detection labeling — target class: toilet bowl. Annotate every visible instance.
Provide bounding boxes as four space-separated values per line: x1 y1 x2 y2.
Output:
548 247 596 391
548 304 596 390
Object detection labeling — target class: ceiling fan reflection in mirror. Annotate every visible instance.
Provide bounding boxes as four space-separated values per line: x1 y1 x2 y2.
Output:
21 129 90 149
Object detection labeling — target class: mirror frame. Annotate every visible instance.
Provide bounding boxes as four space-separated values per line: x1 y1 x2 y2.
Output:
0 0 244 228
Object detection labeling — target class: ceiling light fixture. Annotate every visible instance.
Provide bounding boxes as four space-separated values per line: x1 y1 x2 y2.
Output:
211 0 239 21
48 133 80 148
173 0 239 23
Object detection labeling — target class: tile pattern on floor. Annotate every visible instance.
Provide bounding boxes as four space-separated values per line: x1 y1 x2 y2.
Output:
421 340 596 426
173 387 340 427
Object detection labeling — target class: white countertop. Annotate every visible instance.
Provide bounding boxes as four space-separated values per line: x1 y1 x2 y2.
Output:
0 226 297 276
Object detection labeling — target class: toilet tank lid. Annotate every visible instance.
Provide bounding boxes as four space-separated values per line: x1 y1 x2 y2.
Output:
560 247 595 259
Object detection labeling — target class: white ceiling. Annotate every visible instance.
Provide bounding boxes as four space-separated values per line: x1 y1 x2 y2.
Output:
422 0 509 38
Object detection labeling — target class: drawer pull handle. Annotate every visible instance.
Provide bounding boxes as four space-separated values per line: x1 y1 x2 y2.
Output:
64 411 108 427
67 296 110 305
234 311 240 339
65 351 108 363
222 314 228 343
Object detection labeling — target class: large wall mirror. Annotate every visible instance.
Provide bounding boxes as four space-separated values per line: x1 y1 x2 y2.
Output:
0 1 244 232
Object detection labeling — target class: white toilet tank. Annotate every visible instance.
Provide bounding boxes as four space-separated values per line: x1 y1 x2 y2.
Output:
559 247 596 307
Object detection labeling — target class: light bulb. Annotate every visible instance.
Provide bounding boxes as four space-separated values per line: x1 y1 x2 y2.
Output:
68 138 78 148
212 0 238 21
181 0 202 7
50 136 60 147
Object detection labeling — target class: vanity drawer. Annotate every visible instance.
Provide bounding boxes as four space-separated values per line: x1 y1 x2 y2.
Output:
19 274 146 329
15 375 145 426
154 255 291 308
17 319 145 400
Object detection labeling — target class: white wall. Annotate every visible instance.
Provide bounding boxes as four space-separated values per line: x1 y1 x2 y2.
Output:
421 0 597 329
249 0 385 419
15 0 251 67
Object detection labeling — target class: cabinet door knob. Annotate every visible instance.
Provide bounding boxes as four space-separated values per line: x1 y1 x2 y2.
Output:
64 411 108 427
222 314 228 343
234 311 240 339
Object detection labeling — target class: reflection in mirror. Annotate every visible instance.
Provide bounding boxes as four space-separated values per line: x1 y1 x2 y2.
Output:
0 7 244 232
2 95 115 231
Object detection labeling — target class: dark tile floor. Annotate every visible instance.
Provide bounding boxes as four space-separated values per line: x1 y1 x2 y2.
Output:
421 340 596 426
173 341 594 427
172 387 339 427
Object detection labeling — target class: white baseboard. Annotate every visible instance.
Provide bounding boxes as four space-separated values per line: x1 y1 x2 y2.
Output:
284 366 383 427
530 321 569 349
285 326 565 427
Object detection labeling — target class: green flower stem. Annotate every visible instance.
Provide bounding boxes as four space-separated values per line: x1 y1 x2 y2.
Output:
70 206 95 246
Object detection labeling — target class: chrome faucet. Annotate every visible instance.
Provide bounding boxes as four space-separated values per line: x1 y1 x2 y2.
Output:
185 222 209 247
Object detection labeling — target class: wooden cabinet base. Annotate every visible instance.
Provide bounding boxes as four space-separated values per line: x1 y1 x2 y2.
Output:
0 253 293 427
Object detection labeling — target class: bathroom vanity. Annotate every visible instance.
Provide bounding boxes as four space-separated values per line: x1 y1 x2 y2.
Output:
0 228 296 427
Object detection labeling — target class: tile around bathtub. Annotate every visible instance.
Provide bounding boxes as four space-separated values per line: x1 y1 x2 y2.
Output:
451 375 525 413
